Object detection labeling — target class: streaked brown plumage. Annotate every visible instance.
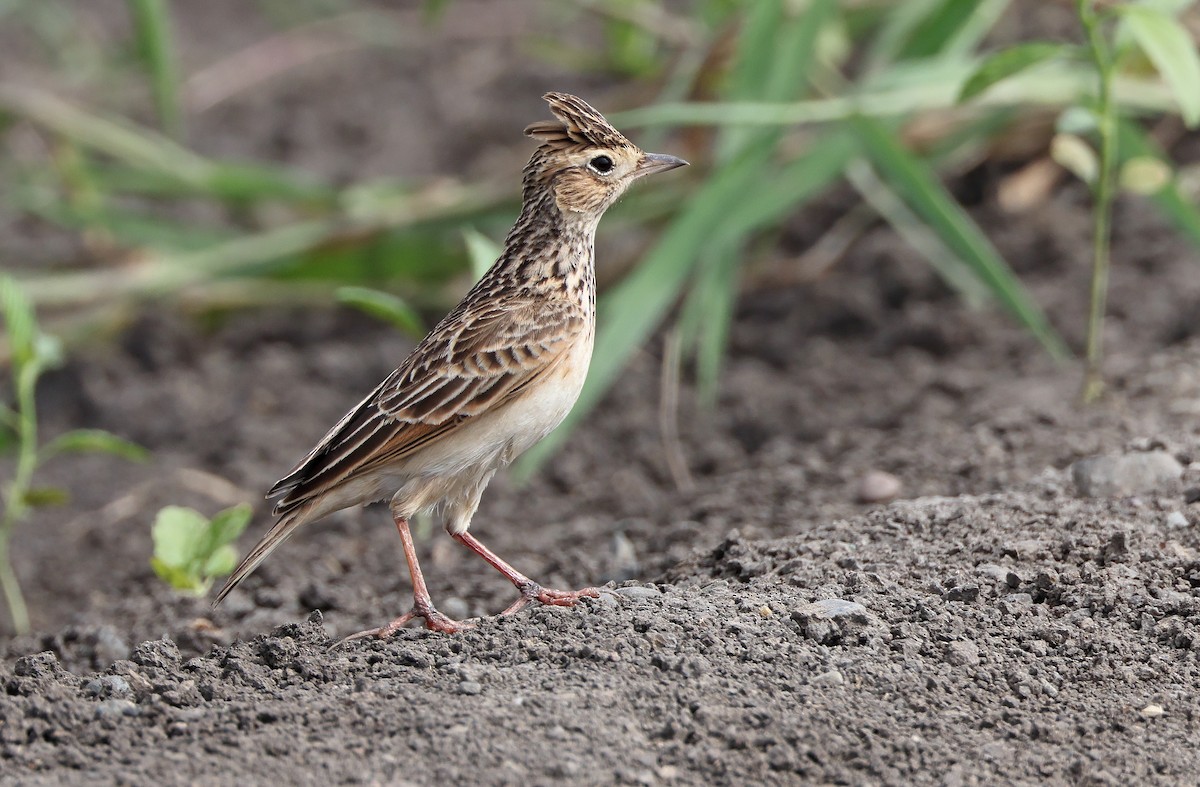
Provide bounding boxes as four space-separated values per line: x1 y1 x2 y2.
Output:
214 93 686 638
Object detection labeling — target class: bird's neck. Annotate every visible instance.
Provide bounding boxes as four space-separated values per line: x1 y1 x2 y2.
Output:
487 187 597 311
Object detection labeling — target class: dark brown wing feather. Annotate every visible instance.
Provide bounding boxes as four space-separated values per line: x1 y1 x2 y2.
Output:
268 296 585 515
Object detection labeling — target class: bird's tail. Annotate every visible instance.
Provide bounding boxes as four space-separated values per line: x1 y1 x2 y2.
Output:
212 501 314 606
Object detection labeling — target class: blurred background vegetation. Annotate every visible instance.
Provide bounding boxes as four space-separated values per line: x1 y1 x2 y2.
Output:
2 0 1199 462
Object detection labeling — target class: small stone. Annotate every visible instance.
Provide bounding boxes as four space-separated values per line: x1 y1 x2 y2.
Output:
95 699 140 719
84 675 132 698
13 652 61 679
809 599 867 618
811 670 844 686
1185 487 1200 505
944 640 980 666
976 564 1011 584
1103 532 1128 563
614 585 662 600
857 470 902 503
945 585 979 603
1071 451 1184 498
131 638 181 670
1141 704 1165 718
457 680 482 696
792 599 876 645
998 593 1033 614
1165 511 1190 529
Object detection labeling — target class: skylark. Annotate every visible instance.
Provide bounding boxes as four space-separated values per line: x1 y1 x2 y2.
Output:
215 93 687 637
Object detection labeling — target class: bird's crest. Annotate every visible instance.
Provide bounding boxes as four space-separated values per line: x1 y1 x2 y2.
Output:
525 92 633 151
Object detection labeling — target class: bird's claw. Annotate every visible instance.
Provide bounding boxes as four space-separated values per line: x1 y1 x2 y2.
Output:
334 605 472 648
500 584 601 616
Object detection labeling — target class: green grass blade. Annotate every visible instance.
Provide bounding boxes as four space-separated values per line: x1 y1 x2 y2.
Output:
39 429 149 462
851 115 1069 360
0 87 330 202
958 42 1074 103
896 0 988 60
127 0 182 138
335 286 425 337
846 160 990 306
1119 4 1200 127
679 239 741 405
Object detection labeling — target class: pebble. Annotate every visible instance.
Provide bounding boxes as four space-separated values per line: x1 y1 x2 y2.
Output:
1071 451 1183 498
13 652 61 679
800 599 869 619
811 670 844 687
85 675 132 698
131 638 181 670
613 585 662 600
94 699 140 719
857 470 902 504
1165 511 1189 529
457 680 482 696
944 641 980 667
792 599 876 645
1141 704 1165 718
998 593 1033 614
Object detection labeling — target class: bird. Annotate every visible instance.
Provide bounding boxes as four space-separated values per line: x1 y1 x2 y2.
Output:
214 92 687 639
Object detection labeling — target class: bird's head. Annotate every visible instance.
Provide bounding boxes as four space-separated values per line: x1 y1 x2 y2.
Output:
523 92 687 219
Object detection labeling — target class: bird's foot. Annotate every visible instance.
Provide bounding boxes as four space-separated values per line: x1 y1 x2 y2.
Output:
335 603 472 647
500 583 601 616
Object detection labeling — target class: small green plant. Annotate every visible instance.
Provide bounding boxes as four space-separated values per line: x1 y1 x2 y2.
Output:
150 503 252 595
958 0 1200 401
0 275 147 633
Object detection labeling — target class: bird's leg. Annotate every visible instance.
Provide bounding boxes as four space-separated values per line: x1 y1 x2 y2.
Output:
452 531 599 616
338 516 471 645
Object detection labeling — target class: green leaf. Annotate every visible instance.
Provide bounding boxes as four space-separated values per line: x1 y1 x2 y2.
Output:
150 558 204 593
958 43 1072 102
202 544 238 579
851 115 1069 360
40 429 149 462
151 506 207 568
126 0 182 138
462 228 502 282
335 286 425 337
1119 4 1200 127
0 275 36 366
22 487 69 507
195 503 252 562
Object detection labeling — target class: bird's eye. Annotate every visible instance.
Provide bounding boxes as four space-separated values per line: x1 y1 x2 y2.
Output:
588 155 614 174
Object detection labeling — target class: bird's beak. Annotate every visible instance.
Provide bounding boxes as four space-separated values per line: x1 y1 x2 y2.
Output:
636 152 689 177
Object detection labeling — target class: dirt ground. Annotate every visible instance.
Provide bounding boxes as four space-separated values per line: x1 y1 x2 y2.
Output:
4 2 1200 785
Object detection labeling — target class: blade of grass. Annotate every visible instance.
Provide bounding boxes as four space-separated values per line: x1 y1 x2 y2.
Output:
0 86 333 204
845 159 991 306
1119 3 1200 128
335 286 425 336
610 66 1175 129
127 0 182 138
850 114 1069 360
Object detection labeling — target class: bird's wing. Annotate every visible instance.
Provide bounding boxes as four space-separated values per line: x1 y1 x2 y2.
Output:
268 296 586 512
